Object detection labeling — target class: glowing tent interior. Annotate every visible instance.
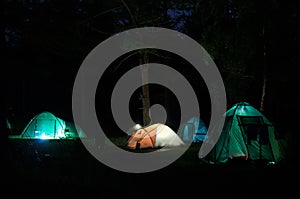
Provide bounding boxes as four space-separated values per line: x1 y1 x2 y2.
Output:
126 123 185 149
178 117 208 143
19 111 85 139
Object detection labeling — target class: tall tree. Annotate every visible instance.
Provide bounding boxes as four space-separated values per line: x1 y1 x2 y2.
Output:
185 0 276 109
99 0 192 126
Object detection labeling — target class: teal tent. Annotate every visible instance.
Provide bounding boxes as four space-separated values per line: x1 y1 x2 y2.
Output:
20 111 86 139
21 112 67 139
178 117 208 143
207 102 284 164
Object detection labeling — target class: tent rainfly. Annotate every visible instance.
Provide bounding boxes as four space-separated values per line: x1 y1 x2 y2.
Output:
206 102 284 164
126 123 185 149
21 111 66 139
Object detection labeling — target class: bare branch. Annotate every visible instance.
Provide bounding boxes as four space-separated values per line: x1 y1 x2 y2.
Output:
152 52 173 60
113 51 140 72
120 0 138 27
80 5 125 25
138 16 163 26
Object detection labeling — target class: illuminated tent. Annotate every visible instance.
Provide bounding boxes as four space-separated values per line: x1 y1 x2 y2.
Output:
126 123 185 149
21 111 67 139
64 121 87 139
178 117 208 143
206 102 284 164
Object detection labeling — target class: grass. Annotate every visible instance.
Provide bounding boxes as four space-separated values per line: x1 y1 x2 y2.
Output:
2 136 295 197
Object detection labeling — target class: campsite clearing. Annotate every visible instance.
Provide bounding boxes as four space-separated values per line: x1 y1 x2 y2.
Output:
3 137 293 197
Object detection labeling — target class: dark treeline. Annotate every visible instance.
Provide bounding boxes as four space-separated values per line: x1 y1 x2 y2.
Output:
1 0 298 150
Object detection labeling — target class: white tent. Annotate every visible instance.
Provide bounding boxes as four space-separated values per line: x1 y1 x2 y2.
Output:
126 123 185 149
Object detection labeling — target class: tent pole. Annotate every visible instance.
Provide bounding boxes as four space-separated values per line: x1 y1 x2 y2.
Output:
268 125 276 163
34 119 37 138
54 120 56 138
259 130 262 160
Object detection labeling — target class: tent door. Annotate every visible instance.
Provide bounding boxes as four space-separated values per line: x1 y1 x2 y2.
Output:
237 116 267 160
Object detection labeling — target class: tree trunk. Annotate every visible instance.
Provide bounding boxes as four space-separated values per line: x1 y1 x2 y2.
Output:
260 25 267 112
260 73 267 112
139 52 151 126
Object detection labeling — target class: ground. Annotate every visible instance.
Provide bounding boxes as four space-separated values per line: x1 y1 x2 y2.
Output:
1 138 296 197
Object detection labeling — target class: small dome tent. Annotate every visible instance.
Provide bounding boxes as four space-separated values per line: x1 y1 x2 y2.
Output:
178 117 208 143
206 102 284 164
126 123 185 149
21 111 66 139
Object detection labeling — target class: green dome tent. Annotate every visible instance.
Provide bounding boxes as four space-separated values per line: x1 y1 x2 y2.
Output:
207 102 284 164
21 111 66 139
20 111 86 139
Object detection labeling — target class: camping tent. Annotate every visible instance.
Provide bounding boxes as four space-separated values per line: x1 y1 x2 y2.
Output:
20 111 86 139
206 102 284 164
178 117 208 143
126 123 185 149
21 111 66 139
64 121 87 139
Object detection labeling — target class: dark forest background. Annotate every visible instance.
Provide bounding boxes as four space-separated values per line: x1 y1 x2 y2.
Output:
0 0 298 156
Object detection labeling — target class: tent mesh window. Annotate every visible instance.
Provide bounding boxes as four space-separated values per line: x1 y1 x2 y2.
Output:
236 116 268 144
259 124 269 145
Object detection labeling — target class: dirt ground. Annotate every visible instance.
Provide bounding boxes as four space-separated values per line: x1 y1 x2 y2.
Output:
1 138 296 197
